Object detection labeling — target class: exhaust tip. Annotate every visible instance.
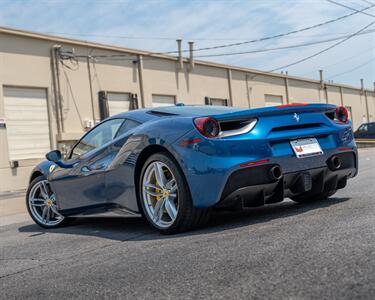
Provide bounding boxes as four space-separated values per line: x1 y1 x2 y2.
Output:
269 165 283 181
330 156 342 170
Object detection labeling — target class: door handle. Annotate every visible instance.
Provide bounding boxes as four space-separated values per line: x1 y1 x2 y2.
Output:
81 163 106 172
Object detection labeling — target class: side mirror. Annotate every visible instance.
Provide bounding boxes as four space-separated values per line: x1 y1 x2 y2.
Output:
45 150 75 169
46 150 62 163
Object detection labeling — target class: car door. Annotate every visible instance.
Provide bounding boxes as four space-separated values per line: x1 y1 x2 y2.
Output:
354 124 368 139
104 119 142 210
49 118 125 213
368 123 375 139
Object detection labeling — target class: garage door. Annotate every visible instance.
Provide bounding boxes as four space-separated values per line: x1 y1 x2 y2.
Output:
265 94 283 107
152 94 175 107
108 92 131 116
3 87 50 160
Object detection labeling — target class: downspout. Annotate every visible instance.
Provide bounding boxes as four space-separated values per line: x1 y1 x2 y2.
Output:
176 39 183 70
137 55 146 108
50 47 61 135
245 74 251 108
284 72 290 104
188 41 194 71
361 79 370 122
227 68 233 106
86 56 96 121
320 70 329 104
339 86 344 106
51 45 64 133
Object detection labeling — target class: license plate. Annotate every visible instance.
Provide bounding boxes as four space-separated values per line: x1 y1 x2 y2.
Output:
290 138 323 158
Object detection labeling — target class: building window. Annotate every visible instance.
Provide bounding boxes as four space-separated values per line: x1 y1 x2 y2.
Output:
3 87 51 160
152 94 176 107
98 91 138 120
205 97 228 106
265 94 283 107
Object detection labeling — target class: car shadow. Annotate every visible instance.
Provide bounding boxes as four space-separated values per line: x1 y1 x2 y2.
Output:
18 197 350 241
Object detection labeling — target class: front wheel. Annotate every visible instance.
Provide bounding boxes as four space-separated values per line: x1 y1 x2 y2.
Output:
139 153 210 234
26 176 72 228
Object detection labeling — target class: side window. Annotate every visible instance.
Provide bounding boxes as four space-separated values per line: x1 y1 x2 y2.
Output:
358 124 368 132
115 119 141 138
71 119 124 158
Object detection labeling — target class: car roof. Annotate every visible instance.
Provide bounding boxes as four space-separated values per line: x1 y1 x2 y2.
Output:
359 122 375 126
111 105 242 122
109 105 243 122
150 105 243 116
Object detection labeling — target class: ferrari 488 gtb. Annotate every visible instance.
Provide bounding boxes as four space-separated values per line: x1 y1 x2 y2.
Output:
26 104 357 234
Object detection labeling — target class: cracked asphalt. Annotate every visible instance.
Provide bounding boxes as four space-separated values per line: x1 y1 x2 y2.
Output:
0 148 374 299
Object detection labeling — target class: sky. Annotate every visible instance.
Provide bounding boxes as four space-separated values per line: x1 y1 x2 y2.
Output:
0 0 374 88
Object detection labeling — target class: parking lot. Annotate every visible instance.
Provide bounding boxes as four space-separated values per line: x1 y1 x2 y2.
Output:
1 148 374 299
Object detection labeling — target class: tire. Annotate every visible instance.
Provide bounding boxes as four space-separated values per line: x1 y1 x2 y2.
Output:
291 189 337 204
139 152 210 234
26 176 73 229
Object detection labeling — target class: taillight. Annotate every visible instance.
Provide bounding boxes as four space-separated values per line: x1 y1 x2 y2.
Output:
194 117 220 138
335 106 349 124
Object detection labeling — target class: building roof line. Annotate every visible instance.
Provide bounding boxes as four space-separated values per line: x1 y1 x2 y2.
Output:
0 25 373 93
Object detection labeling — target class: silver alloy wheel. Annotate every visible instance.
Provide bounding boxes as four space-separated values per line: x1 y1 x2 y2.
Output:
28 180 65 226
142 161 179 228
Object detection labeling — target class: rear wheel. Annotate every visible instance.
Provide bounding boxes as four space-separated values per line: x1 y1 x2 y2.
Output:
139 153 210 234
291 190 337 203
26 176 72 228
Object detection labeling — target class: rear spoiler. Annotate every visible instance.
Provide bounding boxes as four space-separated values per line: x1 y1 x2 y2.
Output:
212 103 337 121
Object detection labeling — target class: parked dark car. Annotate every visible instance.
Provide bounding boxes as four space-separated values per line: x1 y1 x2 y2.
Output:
354 122 375 139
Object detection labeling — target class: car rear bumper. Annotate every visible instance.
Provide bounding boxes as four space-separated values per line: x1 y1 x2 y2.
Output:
173 136 357 208
216 150 357 208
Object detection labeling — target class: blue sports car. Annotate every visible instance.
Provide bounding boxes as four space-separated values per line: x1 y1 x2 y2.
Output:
26 104 357 234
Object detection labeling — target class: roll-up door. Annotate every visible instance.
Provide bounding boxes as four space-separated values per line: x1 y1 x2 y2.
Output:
3 87 50 160
108 92 131 116
264 94 283 107
205 97 228 106
152 94 176 107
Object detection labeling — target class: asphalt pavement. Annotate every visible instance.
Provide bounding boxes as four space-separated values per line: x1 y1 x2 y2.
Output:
1 148 374 299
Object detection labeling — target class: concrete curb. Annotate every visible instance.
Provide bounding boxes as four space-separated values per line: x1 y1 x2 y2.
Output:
356 139 375 148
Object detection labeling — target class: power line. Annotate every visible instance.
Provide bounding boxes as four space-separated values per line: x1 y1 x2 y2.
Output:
194 28 375 58
328 56 375 79
360 0 375 6
42 28 370 42
43 32 255 41
299 47 375 77
58 3 375 83
69 26 375 63
184 3 375 54
326 0 375 17
269 19 375 72
67 2 375 60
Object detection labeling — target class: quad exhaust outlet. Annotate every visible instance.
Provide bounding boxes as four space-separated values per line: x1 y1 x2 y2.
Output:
269 165 283 181
329 156 342 170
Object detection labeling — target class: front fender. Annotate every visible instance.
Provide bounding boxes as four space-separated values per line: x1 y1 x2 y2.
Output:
29 160 57 182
